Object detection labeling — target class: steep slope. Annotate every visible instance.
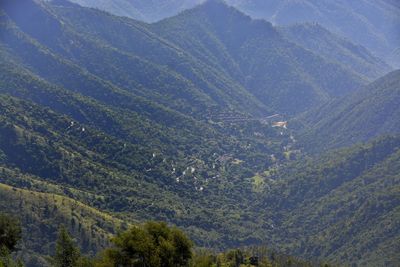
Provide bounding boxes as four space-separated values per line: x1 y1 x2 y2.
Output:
0 183 125 266
67 0 202 22
229 0 400 67
1 0 398 265
297 70 400 152
152 0 365 115
64 0 400 67
280 23 391 80
2 0 268 117
262 135 400 266
0 79 293 252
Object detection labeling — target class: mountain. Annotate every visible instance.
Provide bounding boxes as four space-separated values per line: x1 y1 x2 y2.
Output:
229 0 400 68
0 0 399 266
0 183 124 266
66 0 202 22
1 0 269 117
280 23 392 80
0 90 281 262
0 0 296 256
151 0 365 114
261 135 400 266
297 70 400 152
62 0 400 67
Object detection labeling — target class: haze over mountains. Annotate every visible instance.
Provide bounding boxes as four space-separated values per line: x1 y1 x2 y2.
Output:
67 0 400 68
0 0 399 266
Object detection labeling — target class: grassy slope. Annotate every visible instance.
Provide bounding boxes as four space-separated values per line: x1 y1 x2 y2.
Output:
0 182 125 266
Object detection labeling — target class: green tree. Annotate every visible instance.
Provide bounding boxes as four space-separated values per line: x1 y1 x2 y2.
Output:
52 225 80 267
0 213 21 253
0 213 22 267
99 222 193 267
105 226 158 267
225 249 243 267
190 250 214 267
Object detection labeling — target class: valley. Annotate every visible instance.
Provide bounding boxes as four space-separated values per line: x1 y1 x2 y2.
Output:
0 0 399 266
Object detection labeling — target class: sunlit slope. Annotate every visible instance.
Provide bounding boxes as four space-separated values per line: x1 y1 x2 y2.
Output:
0 183 125 265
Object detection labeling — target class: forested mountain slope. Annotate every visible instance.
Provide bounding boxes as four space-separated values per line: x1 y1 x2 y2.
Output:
280 23 391 80
261 135 400 266
229 0 400 68
0 183 124 266
152 0 365 114
64 0 400 67
67 0 202 22
16 0 376 116
297 70 400 152
0 0 399 266
0 1 310 247
2 0 269 117
0 85 291 251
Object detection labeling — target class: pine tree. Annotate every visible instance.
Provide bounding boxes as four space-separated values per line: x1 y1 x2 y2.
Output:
0 213 21 253
53 226 80 267
0 213 22 267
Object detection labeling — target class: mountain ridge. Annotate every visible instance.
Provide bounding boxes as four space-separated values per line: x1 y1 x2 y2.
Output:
0 0 399 266
297 70 400 152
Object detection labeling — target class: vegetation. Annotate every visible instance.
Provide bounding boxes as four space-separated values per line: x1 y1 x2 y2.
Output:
67 0 400 68
280 23 391 80
297 70 400 153
0 0 398 266
52 226 81 267
0 213 23 267
227 0 400 67
95 222 193 267
260 135 400 266
151 0 364 114
1 218 329 267
0 213 21 253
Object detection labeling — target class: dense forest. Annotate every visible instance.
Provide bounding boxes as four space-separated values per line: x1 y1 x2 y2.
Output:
0 0 399 266
0 213 333 267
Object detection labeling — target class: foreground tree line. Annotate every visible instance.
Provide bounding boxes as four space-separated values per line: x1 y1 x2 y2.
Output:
0 213 332 267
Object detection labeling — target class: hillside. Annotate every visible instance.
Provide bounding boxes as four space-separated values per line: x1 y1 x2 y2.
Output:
64 0 400 67
0 183 125 266
67 0 202 22
280 23 391 80
2 0 270 117
229 0 400 68
0 64 294 256
297 70 400 152
0 0 399 266
261 135 400 266
152 0 365 114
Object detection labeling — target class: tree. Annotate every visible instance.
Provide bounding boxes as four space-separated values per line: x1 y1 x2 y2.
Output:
0 213 21 253
105 225 158 267
52 225 80 267
170 227 193 267
98 222 193 267
0 213 22 267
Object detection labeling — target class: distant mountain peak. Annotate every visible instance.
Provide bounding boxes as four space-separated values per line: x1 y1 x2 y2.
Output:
195 0 234 12
185 0 253 24
202 0 227 5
